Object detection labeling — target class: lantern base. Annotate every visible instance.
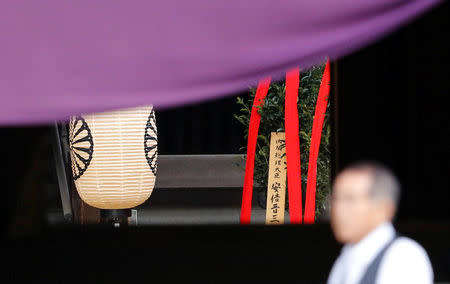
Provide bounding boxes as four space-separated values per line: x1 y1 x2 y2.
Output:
101 209 131 227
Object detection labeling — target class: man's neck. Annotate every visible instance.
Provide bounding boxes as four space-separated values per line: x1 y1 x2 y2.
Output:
349 222 393 246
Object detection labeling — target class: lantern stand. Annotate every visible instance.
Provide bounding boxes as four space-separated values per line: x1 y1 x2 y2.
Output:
52 122 73 223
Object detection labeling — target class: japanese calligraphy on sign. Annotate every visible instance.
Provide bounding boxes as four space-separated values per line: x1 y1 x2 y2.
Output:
265 132 287 225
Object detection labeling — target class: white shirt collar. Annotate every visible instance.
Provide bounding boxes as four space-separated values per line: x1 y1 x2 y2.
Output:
339 222 396 283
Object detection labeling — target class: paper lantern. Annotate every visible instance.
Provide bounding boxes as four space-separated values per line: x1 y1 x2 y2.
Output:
69 105 158 209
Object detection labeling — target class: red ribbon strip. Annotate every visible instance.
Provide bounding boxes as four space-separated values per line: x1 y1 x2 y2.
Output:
304 60 331 224
240 77 271 224
285 68 303 224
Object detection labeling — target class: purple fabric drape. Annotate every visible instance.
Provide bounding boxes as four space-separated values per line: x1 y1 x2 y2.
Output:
0 0 442 125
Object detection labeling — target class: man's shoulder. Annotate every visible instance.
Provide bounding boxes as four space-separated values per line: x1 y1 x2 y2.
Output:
389 236 429 259
377 236 433 283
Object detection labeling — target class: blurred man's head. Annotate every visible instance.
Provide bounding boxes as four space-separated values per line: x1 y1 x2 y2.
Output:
330 162 400 244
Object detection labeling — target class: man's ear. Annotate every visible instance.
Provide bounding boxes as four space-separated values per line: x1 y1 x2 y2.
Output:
380 199 397 221
371 198 395 222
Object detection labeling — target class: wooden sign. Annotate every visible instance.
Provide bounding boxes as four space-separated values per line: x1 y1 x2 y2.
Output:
265 132 287 225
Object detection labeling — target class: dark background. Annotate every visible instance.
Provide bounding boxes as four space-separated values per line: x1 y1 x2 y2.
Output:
156 96 246 155
335 2 450 221
1 1 449 281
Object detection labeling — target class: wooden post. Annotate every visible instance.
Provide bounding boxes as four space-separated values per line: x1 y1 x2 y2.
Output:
265 132 287 225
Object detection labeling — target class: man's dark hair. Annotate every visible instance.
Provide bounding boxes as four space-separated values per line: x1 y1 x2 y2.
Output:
344 161 401 206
